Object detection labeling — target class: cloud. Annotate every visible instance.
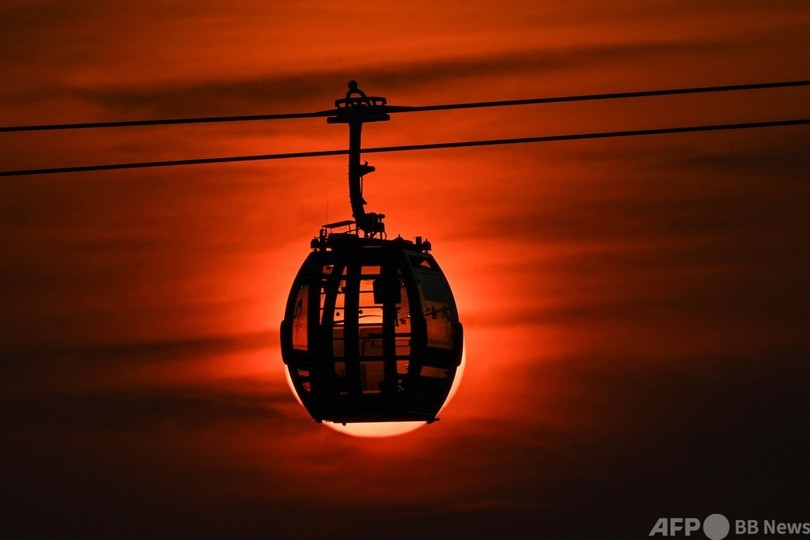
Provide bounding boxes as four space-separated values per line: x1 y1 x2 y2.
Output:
1 377 294 432
670 137 810 180
0 330 279 396
458 344 810 534
12 38 723 119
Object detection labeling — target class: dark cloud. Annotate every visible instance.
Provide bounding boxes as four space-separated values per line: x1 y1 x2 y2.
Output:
410 345 810 538
424 126 805 242
0 329 277 366
538 347 809 512
0 331 281 409
38 39 725 119
672 139 810 179
1 377 293 432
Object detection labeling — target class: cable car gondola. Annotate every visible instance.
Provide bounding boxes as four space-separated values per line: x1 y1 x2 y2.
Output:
281 83 464 424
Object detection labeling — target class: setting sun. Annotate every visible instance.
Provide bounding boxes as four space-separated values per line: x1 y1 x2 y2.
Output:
313 343 466 438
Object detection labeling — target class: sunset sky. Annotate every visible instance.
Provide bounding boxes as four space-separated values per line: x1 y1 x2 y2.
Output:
2 1 809 538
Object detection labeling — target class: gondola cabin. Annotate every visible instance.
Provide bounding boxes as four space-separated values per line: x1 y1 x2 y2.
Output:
281 225 463 423
280 82 464 425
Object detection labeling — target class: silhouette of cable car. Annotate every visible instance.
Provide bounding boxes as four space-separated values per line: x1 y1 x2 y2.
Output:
280 83 464 424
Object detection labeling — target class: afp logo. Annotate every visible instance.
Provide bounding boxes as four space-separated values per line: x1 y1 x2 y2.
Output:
649 514 730 540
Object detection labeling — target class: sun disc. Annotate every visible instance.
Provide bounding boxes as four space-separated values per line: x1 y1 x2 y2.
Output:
282 340 467 438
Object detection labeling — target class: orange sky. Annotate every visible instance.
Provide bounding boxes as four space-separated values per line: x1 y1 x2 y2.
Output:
2 1 809 538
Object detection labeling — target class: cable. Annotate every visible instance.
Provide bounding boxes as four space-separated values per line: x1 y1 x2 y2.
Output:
0 110 334 133
1 80 808 133
0 149 347 176
2 118 807 177
365 118 810 153
389 79 810 114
